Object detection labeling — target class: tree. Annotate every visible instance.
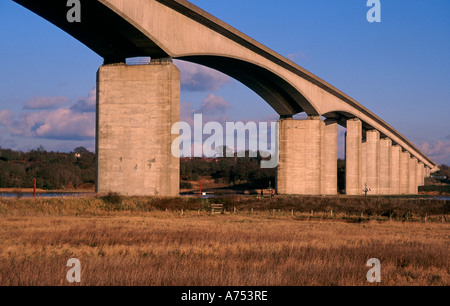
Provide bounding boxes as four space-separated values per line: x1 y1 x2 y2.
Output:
74 146 89 154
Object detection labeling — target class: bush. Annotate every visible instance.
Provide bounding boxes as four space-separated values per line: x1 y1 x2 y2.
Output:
180 181 193 189
419 185 450 194
100 192 123 205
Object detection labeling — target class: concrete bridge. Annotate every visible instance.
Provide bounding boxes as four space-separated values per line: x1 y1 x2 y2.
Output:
14 0 439 196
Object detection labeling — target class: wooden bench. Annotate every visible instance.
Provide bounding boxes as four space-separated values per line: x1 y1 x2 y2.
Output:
210 203 224 214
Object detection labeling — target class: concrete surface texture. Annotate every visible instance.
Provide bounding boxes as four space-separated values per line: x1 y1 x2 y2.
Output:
378 137 392 195
400 151 411 195
277 117 325 195
96 62 180 196
366 130 380 194
390 145 401 195
277 116 339 196
345 119 362 196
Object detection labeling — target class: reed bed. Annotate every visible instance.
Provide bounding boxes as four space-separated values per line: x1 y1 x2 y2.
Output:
0 196 448 286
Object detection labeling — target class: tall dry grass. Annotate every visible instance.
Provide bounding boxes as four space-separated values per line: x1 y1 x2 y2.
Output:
0 196 448 286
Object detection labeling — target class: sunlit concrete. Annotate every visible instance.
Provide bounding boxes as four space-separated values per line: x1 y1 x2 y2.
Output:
277 117 324 195
366 130 380 194
390 145 401 195
379 138 392 195
345 119 362 195
96 62 180 196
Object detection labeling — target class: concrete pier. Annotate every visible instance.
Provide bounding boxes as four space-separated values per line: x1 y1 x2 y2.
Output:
277 117 325 195
417 162 424 187
345 118 362 195
379 138 392 195
366 130 380 194
361 139 367 191
400 151 410 194
96 62 180 196
323 119 338 195
409 157 418 195
390 145 401 194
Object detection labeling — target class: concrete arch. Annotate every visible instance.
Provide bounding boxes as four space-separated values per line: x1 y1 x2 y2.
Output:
177 55 319 116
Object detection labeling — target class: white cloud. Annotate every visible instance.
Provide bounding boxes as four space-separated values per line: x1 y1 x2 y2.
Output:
23 95 68 110
0 110 14 126
5 108 95 141
70 88 96 113
197 94 231 115
174 60 232 92
181 94 232 124
32 108 95 140
286 51 308 63
420 140 450 165
1 89 96 142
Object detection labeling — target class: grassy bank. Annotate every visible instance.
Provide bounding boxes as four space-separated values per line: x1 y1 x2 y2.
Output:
0 194 447 222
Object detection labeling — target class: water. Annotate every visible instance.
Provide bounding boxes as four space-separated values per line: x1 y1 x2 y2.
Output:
1 192 448 200
434 197 450 201
0 192 94 198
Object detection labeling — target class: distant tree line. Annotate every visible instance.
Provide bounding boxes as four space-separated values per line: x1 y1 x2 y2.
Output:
0 146 95 190
1 145 447 192
181 151 276 189
433 164 450 182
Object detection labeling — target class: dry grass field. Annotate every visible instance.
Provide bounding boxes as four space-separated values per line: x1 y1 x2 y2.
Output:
0 196 448 286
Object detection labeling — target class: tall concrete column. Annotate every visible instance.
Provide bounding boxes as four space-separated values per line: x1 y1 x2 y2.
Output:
400 151 410 194
425 167 430 178
390 145 401 195
277 117 325 195
424 166 430 182
361 138 367 191
422 164 426 185
323 119 338 195
417 162 424 187
366 130 380 194
96 62 180 196
345 118 362 195
379 138 392 195
409 157 418 195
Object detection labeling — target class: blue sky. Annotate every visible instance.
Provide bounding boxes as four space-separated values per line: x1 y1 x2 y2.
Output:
0 0 449 164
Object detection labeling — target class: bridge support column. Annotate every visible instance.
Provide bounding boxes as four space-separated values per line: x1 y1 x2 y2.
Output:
323 119 338 195
423 164 427 184
390 145 401 194
409 157 418 195
379 138 392 195
277 116 325 195
345 118 362 195
366 130 380 194
96 62 180 196
400 151 410 194
361 138 367 191
421 163 426 186
417 162 424 187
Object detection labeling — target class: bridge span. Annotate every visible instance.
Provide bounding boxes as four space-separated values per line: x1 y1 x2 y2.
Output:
13 0 439 196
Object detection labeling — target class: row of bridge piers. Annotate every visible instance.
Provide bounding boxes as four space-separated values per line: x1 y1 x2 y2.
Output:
96 62 433 197
278 116 432 196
